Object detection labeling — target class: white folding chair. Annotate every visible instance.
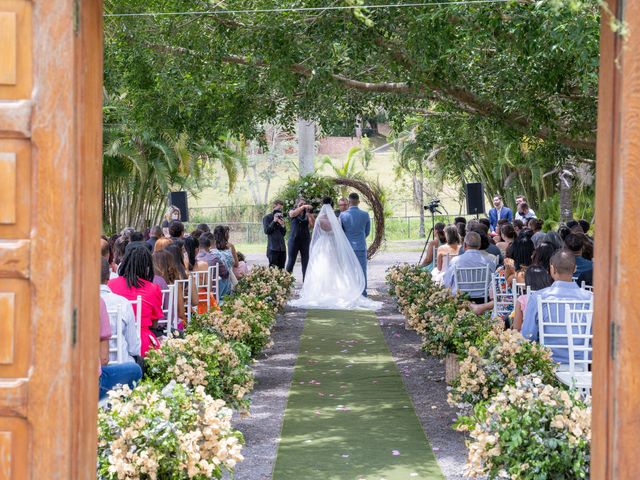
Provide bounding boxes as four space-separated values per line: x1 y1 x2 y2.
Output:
580 281 594 292
511 280 526 309
174 277 193 324
192 269 212 312
208 264 220 303
491 273 513 318
454 265 492 302
556 308 593 397
107 305 124 365
536 298 593 370
129 295 142 347
158 284 176 336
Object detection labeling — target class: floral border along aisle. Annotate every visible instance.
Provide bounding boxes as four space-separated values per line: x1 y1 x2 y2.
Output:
98 267 295 479
386 264 591 480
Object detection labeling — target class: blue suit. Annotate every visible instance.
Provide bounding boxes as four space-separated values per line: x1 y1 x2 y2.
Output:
488 206 513 232
340 206 371 296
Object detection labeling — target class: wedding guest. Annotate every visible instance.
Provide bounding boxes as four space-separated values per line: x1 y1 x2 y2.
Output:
101 237 119 280
100 258 140 363
166 242 199 313
183 236 199 271
522 250 593 364
286 197 316 280
495 223 515 257
454 216 467 226
169 220 185 249
420 222 446 271
443 231 497 301
263 199 287 269
146 226 163 252
212 225 236 301
577 232 594 261
435 225 461 272
98 297 142 400
488 195 513 232
153 237 173 253
456 221 466 240
529 218 546 247
566 220 583 233
504 231 535 284
513 219 525 236
234 252 250 279
108 243 163 357
130 231 144 243
564 233 593 280
579 220 591 237
512 265 554 331
531 242 555 274
545 231 564 251
558 225 572 242
196 223 211 233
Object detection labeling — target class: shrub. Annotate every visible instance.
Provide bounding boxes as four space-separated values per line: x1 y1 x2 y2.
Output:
233 265 295 312
98 382 244 480
448 328 558 409
460 375 591 479
145 332 254 410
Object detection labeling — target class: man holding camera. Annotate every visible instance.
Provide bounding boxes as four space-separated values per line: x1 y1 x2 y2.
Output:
286 197 316 280
263 199 287 269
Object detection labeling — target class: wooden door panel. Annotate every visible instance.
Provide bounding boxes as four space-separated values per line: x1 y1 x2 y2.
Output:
0 0 32 100
0 418 28 480
0 280 29 377
0 140 31 238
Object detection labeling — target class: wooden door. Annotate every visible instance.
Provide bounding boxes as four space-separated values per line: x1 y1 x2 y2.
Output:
0 0 102 478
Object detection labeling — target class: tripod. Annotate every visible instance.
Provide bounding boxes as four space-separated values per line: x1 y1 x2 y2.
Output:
418 207 442 266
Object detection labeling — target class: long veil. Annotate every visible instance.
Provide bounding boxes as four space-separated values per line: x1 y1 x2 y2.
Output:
289 204 381 310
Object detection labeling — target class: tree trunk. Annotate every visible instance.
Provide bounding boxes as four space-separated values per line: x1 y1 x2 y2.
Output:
414 173 425 238
297 118 315 176
559 166 573 223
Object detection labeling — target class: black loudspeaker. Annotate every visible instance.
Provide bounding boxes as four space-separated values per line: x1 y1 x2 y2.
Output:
168 191 189 222
465 183 485 216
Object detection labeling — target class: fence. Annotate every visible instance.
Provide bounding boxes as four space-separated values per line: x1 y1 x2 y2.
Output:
186 213 481 245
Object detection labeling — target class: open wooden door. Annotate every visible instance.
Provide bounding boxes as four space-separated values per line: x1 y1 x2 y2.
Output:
0 0 103 478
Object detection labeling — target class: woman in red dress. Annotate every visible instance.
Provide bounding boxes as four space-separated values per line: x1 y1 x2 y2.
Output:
108 242 163 357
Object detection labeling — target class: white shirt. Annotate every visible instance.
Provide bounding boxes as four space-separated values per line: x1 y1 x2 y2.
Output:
515 208 536 222
100 284 141 363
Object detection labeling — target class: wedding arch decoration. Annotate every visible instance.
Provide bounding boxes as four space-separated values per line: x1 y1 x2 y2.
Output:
275 174 385 259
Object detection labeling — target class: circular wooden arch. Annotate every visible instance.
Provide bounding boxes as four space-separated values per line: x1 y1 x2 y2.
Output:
333 177 385 259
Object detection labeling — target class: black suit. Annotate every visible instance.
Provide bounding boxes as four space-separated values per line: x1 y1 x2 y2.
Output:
286 214 311 279
263 213 287 269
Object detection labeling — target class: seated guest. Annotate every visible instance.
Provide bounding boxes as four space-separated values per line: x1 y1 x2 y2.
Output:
579 219 591 238
169 220 185 249
454 216 467 226
212 226 237 301
146 226 163 252
529 218 546 247
459 221 503 265
495 223 515 257
420 222 446 271
184 236 199 271
100 259 140 363
544 231 564 251
443 231 497 301
153 237 173 253
494 219 510 243
531 242 555 274
558 225 572 242
504 231 534 285
456 221 466 240
522 250 593 364
152 249 179 316
577 232 594 261
130 231 144 242
513 219 525 236
98 297 142 400
512 265 554 331
233 252 250 279
165 242 199 322
515 201 536 223
197 223 211 233
566 220 584 234
564 233 593 281
101 237 119 280
478 218 491 231
108 242 163 357
432 225 461 283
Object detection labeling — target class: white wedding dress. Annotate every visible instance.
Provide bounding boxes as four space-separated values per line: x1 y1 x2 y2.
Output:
288 204 382 310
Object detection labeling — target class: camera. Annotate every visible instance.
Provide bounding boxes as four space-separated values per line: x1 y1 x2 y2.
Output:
424 199 441 214
274 212 284 220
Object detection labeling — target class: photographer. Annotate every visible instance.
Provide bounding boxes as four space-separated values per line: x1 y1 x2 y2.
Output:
286 197 316 280
263 200 288 269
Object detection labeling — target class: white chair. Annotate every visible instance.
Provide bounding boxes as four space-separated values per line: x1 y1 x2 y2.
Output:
536 298 593 371
580 281 594 292
454 265 492 303
107 305 124 365
491 273 513 318
174 277 193 322
208 264 220 303
192 269 212 312
556 308 593 397
511 280 526 309
129 295 142 346
158 284 176 336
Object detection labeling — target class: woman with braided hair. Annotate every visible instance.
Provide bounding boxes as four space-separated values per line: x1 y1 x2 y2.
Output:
108 242 163 357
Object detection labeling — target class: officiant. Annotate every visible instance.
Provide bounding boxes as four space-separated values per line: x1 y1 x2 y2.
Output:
286 197 316 280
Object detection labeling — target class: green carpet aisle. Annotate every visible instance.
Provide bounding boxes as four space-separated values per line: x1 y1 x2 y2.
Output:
272 309 444 480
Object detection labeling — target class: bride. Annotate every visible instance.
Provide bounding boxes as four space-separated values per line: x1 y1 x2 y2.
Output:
289 198 382 310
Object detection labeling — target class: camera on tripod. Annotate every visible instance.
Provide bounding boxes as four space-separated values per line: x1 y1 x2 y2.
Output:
424 199 441 214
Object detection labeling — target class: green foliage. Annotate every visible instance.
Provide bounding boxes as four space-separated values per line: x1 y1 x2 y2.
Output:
274 174 340 213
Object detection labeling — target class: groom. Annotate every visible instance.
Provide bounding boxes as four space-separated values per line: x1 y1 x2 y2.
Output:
340 193 371 296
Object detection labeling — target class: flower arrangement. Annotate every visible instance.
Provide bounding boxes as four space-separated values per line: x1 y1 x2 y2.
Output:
145 332 254 410
460 375 591 479
275 174 339 213
189 294 276 355
233 265 295 312
98 382 244 480
385 264 438 330
448 328 558 409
